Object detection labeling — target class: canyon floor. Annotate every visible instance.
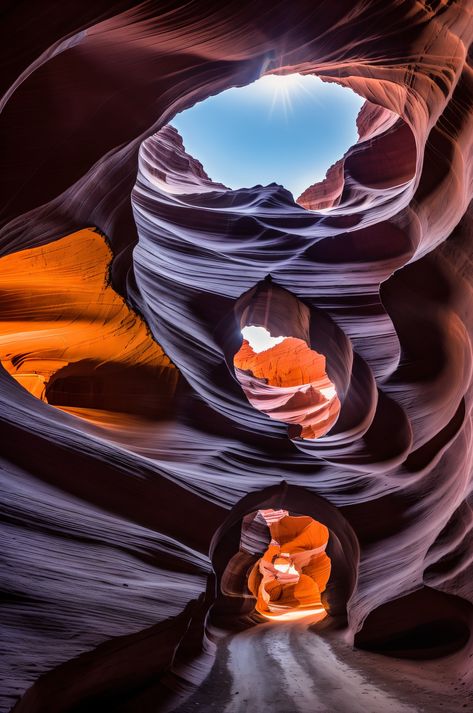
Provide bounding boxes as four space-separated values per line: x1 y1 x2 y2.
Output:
172 619 473 713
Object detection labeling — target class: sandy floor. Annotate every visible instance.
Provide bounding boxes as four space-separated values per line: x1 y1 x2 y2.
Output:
172 618 473 713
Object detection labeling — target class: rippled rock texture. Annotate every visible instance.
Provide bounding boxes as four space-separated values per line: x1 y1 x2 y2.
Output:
2 1 473 711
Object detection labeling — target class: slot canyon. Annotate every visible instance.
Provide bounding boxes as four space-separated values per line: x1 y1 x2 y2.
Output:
1 2 473 712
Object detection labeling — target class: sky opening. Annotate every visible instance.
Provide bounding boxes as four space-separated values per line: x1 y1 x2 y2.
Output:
241 325 286 353
171 73 364 201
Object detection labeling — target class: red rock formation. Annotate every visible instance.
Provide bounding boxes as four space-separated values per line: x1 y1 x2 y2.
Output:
246 512 331 620
235 335 341 439
298 100 405 209
298 158 346 210
233 280 341 439
235 336 326 388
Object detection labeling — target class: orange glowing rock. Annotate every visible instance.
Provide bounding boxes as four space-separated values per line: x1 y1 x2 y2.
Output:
234 333 340 439
0 228 177 420
247 513 331 620
234 336 327 388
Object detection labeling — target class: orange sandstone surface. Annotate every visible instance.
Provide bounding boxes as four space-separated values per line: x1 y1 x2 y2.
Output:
0 228 177 420
234 336 327 388
248 514 331 620
234 336 340 439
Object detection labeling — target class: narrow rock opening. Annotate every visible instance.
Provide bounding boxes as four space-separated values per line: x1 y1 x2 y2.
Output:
233 280 341 439
211 484 360 631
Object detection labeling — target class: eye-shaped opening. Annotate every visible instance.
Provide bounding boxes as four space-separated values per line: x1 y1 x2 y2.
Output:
169 73 364 206
232 279 341 440
210 483 360 632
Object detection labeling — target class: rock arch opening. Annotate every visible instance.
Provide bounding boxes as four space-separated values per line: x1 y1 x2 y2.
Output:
210 484 359 631
233 278 341 439
170 73 364 205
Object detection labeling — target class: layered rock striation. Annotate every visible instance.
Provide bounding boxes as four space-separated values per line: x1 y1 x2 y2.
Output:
1 1 473 711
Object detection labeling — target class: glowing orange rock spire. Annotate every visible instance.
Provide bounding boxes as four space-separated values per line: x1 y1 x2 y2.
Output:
0 229 177 421
247 511 331 621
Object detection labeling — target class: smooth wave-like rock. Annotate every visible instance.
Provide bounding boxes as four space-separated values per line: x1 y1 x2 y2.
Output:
0 228 177 419
1 1 473 711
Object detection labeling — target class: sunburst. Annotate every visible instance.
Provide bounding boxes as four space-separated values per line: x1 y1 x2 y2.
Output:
260 72 320 121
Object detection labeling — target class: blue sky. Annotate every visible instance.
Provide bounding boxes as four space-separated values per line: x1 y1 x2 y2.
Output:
171 74 364 200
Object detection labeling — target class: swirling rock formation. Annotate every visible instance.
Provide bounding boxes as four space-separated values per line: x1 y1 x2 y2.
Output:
1 1 473 711
245 511 332 621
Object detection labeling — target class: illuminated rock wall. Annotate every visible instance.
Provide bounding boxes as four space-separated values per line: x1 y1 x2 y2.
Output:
0 229 177 419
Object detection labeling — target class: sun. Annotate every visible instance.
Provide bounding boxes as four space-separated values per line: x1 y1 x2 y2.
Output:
259 72 316 119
